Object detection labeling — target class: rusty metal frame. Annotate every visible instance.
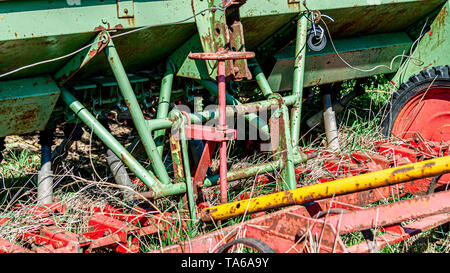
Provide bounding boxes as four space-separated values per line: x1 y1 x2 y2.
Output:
155 189 450 253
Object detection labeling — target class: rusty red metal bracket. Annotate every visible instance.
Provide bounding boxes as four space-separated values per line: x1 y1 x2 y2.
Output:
155 190 450 253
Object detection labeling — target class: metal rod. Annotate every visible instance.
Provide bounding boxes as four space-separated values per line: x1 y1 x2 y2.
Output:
179 114 197 220
252 60 274 98
290 14 308 147
187 93 299 124
201 155 450 221
105 39 171 185
323 93 341 152
146 119 174 131
306 87 365 129
280 104 297 190
218 60 228 204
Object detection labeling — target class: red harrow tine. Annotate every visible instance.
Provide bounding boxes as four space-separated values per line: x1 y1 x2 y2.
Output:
0 201 188 253
0 238 30 253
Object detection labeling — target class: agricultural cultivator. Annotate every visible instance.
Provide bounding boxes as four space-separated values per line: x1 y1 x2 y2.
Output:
0 0 449 253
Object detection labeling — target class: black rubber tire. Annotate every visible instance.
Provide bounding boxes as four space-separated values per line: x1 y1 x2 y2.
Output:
381 65 450 138
215 237 275 253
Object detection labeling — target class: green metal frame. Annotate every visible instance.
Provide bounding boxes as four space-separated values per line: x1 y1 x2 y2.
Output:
392 2 450 85
0 0 448 221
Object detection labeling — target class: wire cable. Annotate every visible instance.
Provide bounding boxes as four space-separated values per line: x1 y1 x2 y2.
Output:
319 16 424 73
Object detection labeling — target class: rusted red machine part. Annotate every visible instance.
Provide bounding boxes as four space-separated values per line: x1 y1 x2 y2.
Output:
188 50 255 204
391 87 450 184
0 203 186 253
188 51 255 61
188 137 450 252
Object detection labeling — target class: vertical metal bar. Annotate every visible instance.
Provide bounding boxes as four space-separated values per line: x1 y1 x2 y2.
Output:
104 40 171 185
290 14 308 146
179 116 197 221
280 105 297 190
37 136 53 204
154 63 175 157
106 149 134 202
218 60 228 204
323 93 341 152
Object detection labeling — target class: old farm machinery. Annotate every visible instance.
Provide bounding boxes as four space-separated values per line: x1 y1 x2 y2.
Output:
0 0 449 253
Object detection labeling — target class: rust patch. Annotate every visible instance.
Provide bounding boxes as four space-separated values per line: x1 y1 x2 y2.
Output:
88 48 99 58
435 6 448 28
126 18 136 28
94 25 106 32
392 166 414 176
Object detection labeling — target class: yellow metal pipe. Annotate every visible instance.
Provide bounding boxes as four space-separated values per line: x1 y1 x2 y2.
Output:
201 155 450 221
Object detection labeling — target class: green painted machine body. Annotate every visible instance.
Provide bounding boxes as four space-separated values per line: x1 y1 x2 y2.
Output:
0 0 445 81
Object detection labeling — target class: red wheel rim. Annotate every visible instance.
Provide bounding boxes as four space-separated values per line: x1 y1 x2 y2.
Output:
391 86 450 185
391 87 450 142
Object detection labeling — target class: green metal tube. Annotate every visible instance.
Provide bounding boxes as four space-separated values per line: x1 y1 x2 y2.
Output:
105 40 171 185
280 104 297 190
196 79 271 140
290 15 308 147
154 64 175 157
187 93 300 124
152 183 187 199
61 88 160 190
283 94 298 106
179 115 197 221
62 89 186 199
252 60 274 98
125 119 174 159
146 118 174 131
